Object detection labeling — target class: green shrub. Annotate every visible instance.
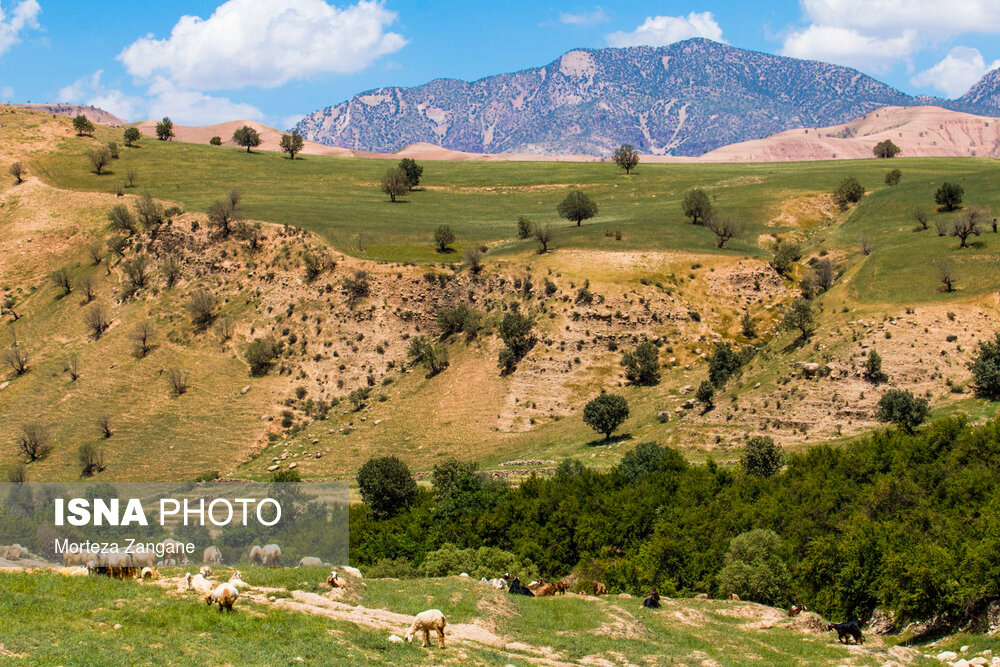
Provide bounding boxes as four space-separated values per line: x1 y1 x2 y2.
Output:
356 456 418 519
245 336 281 376
968 333 1000 399
622 341 661 386
717 529 790 605
876 389 930 432
741 436 784 477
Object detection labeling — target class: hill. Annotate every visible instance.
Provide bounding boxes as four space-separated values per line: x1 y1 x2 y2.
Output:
133 118 364 157
295 38 984 157
697 106 1000 162
6 103 126 126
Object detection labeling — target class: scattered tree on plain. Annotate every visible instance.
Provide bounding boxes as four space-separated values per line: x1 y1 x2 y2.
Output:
832 176 864 210
873 140 901 158
160 255 182 287
863 349 888 385
682 188 713 225
497 309 536 374
232 125 261 152
612 144 639 175
516 216 532 239
398 158 423 189
77 273 97 303
50 267 72 295
407 336 449 377
532 222 552 253
695 380 715 409
279 130 304 159
706 216 745 248
106 141 120 159
87 146 112 175
208 195 242 238
935 182 964 211
79 442 105 476
783 298 815 339
936 259 957 292
130 322 154 358
583 393 630 439
166 368 188 396
433 225 455 252
912 206 929 230
245 336 281 376
4 340 28 375
769 239 801 275
108 203 138 235
123 126 141 147
343 270 371 307
884 168 901 186
463 246 484 274
9 161 24 184
18 423 50 462
84 303 109 339
950 206 984 248
381 166 409 202
557 190 598 226
155 117 175 141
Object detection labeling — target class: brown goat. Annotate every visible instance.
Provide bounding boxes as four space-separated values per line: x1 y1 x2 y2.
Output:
593 581 608 596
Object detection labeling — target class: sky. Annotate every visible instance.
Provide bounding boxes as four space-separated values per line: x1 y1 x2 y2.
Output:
0 0 999 128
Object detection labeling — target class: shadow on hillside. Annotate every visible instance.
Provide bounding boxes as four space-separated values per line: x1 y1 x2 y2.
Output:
587 433 633 447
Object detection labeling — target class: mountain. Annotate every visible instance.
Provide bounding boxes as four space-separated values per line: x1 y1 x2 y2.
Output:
959 68 1000 110
295 38 979 157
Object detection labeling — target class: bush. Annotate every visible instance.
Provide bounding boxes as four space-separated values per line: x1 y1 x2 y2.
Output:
708 342 754 388
418 543 537 580
770 239 801 275
436 304 481 339
78 443 105 476
863 350 888 385
245 336 281 376
622 341 661 386
583 393 629 439
716 529 790 605
876 389 930 432
968 333 1000 399
497 310 535 373
695 380 715 408
884 169 902 186
516 216 532 239
935 182 964 211
123 127 140 147
741 436 784 477
342 270 371 307
209 136 222 146
356 456 418 519
433 225 455 252
187 289 217 328
18 423 50 462
833 177 864 210
617 441 686 484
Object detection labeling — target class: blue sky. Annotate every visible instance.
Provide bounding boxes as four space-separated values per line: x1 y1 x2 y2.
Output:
1 0 999 127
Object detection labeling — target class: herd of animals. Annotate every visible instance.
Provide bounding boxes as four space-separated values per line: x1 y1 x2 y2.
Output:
50 541 866 649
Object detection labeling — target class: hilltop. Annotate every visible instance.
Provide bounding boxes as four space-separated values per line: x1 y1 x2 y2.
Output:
7 103 126 126
295 38 998 157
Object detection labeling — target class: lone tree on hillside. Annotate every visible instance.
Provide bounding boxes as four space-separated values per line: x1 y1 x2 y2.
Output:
433 225 455 252
398 158 423 189
884 168 902 186
532 222 553 253
208 194 242 238
87 146 112 175
873 139 901 158
783 298 815 339
936 259 957 292
232 125 261 153
612 143 639 175
877 389 930 432
18 423 50 462
833 176 865 210
682 188 713 225
583 393 630 440
741 436 784 478
863 349 888 385
209 136 222 145
155 117 174 141
9 161 24 184
935 182 964 211
950 206 984 248
123 126 141 147
279 130 304 159
357 455 418 519
913 206 930 230
5 339 28 374
72 114 95 136
381 166 409 202
622 341 661 386
707 216 745 248
968 333 1000 400
769 239 801 275
557 190 598 226
187 289 217 329
695 380 715 409
497 309 536 374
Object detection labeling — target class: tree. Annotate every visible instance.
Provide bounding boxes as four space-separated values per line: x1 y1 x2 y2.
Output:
108 203 138 235
877 389 930 432
516 216 533 239
51 267 72 295
612 144 639 175
208 197 242 238
4 340 28 375
2 296 21 322
497 310 535 373
135 193 165 230
716 529 790 605
209 136 222 146
622 341 661 386
87 146 112 175
741 309 756 338
770 239 801 276
913 207 929 230
237 220 264 251
77 273 97 303
682 188 713 225
708 342 753 388
106 141 120 159
782 298 815 339
187 290 216 328
695 380 715 408
398 158 423 189
18 423 50 462
557 190 598 226
741 436 784 477
936 259 957 292
245 336 281 376
343 270 371 307
706 216 745 248
9 161 24 184
434 225 455 252
583 393 629 439
463 246 484 274
166 368 188 396
155 117 174 141
72 114 94 136
123 166 138 188
432 457 478 497
78 442 105 476
873 140 901 158
381 166 408 202
123 126 141 147
407 335 449 377
935 182 964 211
884 169 902 186
968 333 1000 399
121 254 152 293
532 222 553 253
279 130 304 159
833 176 864 210
130 322 154 358
863 350 888 385
950 206 984 248
812 257 836 292
356 456 418 519
96 413 112 438
84 303 109 339
232 125 261 153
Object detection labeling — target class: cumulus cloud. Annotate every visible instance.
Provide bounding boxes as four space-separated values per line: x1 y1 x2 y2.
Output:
782 25 917 72
559 7 607 27
0 85 13 99
911 46 1000 98
118 0 407 91
57 71 147 120
0 0 41 57
606 11 723 48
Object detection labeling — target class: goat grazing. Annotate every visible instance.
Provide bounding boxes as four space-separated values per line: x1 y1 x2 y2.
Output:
205 582 240 612
405 609 447 649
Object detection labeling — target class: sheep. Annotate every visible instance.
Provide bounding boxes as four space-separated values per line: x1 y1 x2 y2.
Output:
405 609 446 649
261 544 281 567
59 566 90 577
326 570 343 588
140 566 158 580
228 570 250 590
205 582 240 613
340 565 363 579
200 566 213 578
695 593 709 600
185 572 216 594
63 550 97 567
593 581 608 596
160 539 188 565
203 546 222 565
488 578 507 590
298 556 323 567
249 545 264 566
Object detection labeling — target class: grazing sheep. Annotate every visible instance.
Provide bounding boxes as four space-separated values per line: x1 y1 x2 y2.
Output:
261 544 281 567
140 566 158 580
160 539 188 565
729 593 740 601
405 609 446 649
642 588 661 609
326 570 343 588
249 545 264 566
63 550 98 567
203 546 222 565
185 572 216 594
205 582 240 612
340 565 363 579
488 578 507 590
298 556 323 567
593 581 608 596
695 593 709 600
228 571 250 590
59 566 90 577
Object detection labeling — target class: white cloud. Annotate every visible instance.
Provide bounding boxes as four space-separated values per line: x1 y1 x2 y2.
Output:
118 0 407 92
144 79 264 125
781 25 917 72
607 11 723 47
281 113 305 130
57 71 146 121
911 46 1000 98
0 0 41 57
559 7 607 27
800 0 1000 36
0 85 13 99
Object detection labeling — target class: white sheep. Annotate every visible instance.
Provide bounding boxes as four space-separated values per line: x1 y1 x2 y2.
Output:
199 566 213 578
326 570 343 588
340 565 363 579
140 566 158 580
488 578 507 590
249 545 264 566
205 582 240 612
185 572 216 594
228 570 250 590
203 546 222 565
261 544 281 567
405 609 447 649
298 556 323 567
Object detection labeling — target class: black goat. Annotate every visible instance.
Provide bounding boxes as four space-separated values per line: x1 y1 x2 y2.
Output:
507 576 534 596
827 620 863 644
642 588 660 609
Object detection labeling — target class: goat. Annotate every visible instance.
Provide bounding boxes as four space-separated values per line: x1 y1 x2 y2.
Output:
642 588 661 609
507 576 534 596
788 604 807 617
593 581 608 596
827 620 863 644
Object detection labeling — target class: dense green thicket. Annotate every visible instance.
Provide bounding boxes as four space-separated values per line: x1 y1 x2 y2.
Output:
350 417 1000 625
